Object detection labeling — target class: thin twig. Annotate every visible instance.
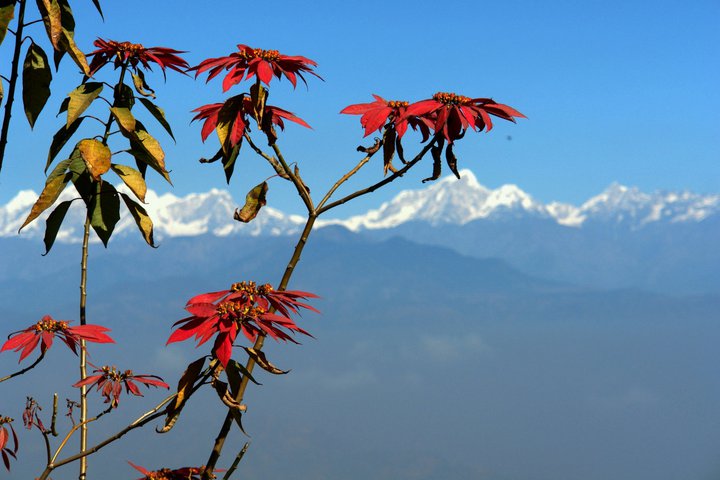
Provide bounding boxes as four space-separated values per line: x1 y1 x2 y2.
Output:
270 143 314 213
51 393 58 436
0 351 45 383
222 443 250 480
317 136 439 215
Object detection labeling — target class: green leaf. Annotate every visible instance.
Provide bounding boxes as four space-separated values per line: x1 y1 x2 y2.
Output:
131 70 155 98
0 0 16 47
46 117 83 172
222 143 240 184
56 0 89 75
139 98 174 140
89 0 103 19
22 42 52 128
113 82 135 109
88 181 120 246
120 193 154 246
233 181 267 223
19 168 72 231
43 199 73 254
111 163 147 202
242 347 288 375
227 359 261 387
77 138 111 180
66 82 102 128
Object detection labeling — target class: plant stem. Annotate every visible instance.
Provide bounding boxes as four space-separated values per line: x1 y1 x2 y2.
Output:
0 0 27 173
0 351 45 383
78 215 90 480
201 213 317 479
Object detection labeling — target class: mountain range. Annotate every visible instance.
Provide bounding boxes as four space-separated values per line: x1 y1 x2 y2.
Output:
1 170 718 293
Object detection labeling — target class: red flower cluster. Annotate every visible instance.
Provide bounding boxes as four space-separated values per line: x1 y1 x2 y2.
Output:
343 91 525 144
192 44 321 91
129 461 213 480
0 416 17 471
87 38 189 76
168 281 319 367
73 365 169 408
1 315 114 362
192 94 310 150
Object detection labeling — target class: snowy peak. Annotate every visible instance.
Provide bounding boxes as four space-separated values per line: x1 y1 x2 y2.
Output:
1 171 718 242
333 169 547 230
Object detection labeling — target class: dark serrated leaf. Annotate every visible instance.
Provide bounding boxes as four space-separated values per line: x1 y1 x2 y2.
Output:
139 98 174 140
22 42 52 128
43 199 73 254
88 181 120 246
46 116 83 172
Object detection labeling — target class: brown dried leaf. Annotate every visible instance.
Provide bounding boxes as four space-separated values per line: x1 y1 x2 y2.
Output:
234 182 268 223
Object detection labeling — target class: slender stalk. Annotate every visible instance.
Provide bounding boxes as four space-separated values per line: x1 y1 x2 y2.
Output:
0 0 27 172
201 214 317 479
78 215 90 480
317 136 439 215
222 443 250 480
0 351 45 383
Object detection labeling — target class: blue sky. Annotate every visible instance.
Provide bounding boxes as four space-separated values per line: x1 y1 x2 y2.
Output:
0 0 718 216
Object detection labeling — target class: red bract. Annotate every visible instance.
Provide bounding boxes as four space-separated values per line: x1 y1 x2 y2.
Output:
73 365 169 408
405 92 526 143
192 44 321 91
168 281 319 367
191 95 310 148
1 315 114 362
340 94 431 140
0 416 18 471
87 38 189 77
129 461 212 480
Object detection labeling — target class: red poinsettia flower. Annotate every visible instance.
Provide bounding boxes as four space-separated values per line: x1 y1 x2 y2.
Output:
73 365 169 408
340 94 432 140
87 38 189 77
0 416 18 471
404 92 526 143
128 461 213 480
191 95 310 149
1 315 114 362
192 44 321 91
168 281 319 367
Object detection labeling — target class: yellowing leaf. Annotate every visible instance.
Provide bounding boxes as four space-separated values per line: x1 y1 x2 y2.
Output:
0 0 16 47
56 0 89 75
110 106 137 135
234 182 268 223
131 71 155 98
77 138 110 181
66 82 103 128
159 357 206 434
135 129 166 170
120 193 154 246
242 347 288 375
111 163 147 202
19 168 71 231
37 0 61 50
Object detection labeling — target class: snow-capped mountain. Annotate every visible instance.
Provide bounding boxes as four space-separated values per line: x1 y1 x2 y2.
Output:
1 169 718 242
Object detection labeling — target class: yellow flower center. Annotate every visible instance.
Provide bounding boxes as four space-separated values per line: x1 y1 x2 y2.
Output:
108 40 145 56
432 92 471 105
216 301 266 321
387 100 409 108
34 318 69 333
240 48 280 62
0 416 13 425
230 281 274 297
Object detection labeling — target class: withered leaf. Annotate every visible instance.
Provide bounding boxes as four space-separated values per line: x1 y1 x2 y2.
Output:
242 347 289 375
234 181 268 223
